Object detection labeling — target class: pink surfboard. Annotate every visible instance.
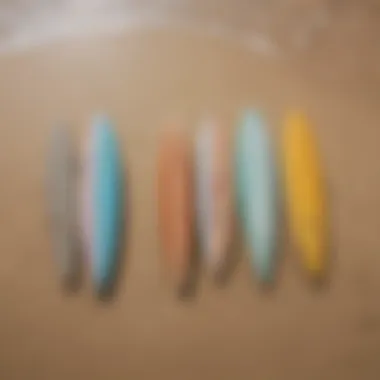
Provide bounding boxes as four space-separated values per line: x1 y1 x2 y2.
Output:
195 119 233 276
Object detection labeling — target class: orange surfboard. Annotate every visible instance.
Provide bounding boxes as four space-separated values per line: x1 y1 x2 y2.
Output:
157 128 192 287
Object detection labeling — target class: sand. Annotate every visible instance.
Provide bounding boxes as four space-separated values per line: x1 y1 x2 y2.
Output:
0 1 380 379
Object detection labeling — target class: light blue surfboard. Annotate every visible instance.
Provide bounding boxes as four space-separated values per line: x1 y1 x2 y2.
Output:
236 111 277 282
92 116 122 293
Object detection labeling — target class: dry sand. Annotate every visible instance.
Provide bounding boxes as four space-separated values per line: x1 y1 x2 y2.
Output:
0 1 380 379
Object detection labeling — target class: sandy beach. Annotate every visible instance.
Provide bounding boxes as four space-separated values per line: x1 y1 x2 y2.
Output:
0 1 380 379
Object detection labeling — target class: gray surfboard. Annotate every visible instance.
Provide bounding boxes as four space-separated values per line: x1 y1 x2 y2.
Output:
47 126 78 287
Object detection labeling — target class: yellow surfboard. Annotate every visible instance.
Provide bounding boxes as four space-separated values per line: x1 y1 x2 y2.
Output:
283 111 327 278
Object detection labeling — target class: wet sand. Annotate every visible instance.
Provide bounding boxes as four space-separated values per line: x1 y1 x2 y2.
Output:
0 2 380 379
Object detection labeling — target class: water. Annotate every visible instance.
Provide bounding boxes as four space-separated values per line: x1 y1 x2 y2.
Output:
0 0 333 55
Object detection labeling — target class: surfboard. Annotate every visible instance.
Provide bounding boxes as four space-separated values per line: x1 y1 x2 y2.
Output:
236 111 277 283
91 116 123 293
48 126 78 286
195 119 232 276
81 126 94 266
283 111 327 278
157 128 192 287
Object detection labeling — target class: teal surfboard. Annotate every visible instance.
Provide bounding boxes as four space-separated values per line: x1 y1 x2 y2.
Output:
92 116 122 293
236 111 277 282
